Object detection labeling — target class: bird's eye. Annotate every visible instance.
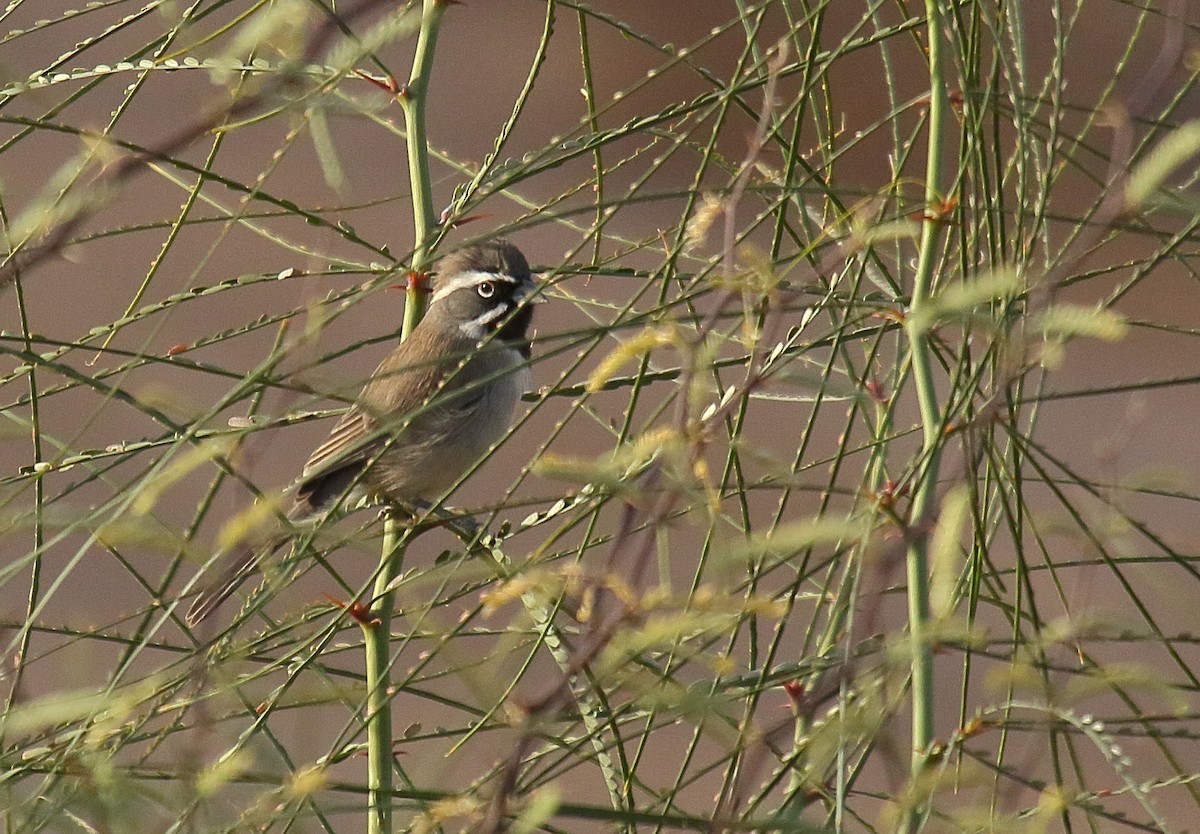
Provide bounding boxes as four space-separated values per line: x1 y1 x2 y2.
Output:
476 281 496 298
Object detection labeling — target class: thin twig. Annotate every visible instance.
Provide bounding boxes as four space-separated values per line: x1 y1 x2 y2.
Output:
0 0 394 290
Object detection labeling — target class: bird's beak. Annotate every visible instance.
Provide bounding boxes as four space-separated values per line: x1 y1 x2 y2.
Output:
516 283 547 305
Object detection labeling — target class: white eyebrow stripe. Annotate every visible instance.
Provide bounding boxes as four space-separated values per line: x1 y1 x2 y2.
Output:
431 269 519 303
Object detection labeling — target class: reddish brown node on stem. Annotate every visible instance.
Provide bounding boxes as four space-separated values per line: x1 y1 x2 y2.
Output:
323 593 381 627
869 479 908 509
782 679 804 704
931 195 959 221
864 376 889 404
871 308 906 325
909 195 960 224
406 270 432 294
958 716 996 739
348 601 380 626
916 88 965 111
166 344 187 357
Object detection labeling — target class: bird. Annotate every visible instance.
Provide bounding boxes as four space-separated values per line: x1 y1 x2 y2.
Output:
186 240 540 625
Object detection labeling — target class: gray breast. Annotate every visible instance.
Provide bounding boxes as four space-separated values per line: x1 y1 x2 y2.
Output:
368 347 531 501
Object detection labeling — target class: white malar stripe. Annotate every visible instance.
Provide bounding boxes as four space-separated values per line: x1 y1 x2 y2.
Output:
431 270 518 304
457 302 510 340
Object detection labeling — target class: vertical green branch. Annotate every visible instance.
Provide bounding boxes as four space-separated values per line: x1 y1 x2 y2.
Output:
400 0 447 335
362 3 448 833
364 517 406 834
902 0 951 826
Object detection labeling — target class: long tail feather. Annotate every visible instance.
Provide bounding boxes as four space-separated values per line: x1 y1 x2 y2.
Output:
186 537 287 625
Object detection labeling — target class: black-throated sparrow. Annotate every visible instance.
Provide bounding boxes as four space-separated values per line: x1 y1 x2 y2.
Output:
186 240 539 624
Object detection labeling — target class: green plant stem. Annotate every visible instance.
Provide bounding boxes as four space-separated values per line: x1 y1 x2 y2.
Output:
401 0 447 334
363 4 448 833
363 517 406 834
902 0 950 828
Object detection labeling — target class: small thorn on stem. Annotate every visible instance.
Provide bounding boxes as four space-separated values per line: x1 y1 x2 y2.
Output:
440 211 490 229
353 69 401 97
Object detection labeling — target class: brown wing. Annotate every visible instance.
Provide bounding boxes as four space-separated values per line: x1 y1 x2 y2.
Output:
293 326 474 512
186 534 288 625
299 404 377 480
